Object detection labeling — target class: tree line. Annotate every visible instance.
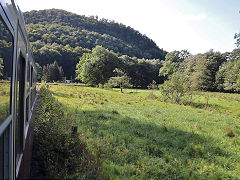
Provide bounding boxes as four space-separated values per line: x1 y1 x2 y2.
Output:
74 42 240 93
75 46 162 88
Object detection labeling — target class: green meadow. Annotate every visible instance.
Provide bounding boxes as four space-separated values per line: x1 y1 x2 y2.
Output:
0 82 10 123
49 85 240 179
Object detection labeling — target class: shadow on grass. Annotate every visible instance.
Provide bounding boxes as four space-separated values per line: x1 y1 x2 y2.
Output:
74 109 238 179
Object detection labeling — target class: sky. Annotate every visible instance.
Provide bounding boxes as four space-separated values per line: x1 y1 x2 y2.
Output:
17 0 240 54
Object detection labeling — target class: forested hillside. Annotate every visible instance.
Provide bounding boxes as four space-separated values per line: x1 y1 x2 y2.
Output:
22 9 240 92
23 9 167 78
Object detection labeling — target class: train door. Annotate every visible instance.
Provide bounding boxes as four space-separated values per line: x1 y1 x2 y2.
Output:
15 25 27 177
15 55 25 168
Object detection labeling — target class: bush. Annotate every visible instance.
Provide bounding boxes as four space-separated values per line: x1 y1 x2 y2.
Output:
159 73 192 104
104 75 132 92
147 80 158 90
35 85 102 179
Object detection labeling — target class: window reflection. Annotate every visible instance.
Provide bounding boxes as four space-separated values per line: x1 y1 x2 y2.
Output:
0 19 13 125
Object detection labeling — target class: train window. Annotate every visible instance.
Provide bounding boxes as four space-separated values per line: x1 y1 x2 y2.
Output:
30 66 33 87
0 18 13 126
26 62 30 92
15 55 25 164
26 96 29 122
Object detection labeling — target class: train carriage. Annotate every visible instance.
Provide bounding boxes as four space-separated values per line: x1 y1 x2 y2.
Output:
0 0 37 179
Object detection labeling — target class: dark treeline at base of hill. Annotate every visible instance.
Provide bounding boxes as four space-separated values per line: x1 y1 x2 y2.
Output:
20 9 240 92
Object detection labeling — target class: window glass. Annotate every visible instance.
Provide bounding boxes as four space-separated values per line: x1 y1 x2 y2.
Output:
15 55 25 164
0 19 13 126
26 62 30 92
30 66 33 87
26 96 29 122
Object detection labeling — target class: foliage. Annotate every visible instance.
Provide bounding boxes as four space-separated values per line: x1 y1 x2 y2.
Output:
147 80 158 90
43 61 65 82
0 58 3 77
0 82 10 122
104 74 132 92
216 49 240 92
24 9 167 60
76 46 121 85
126 58 163 88
180 50 226 91
30 41 89 78
159 73 192 104
234 33 240 47
50 84 240 179
75 48 163 88
23 9 167 79
35 62 42 81
159 50 190 78
35 85 103 179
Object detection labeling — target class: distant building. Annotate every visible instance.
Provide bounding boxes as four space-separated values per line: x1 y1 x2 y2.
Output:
65 80 71 83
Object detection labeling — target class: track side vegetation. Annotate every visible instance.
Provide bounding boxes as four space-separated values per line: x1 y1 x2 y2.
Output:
33 85 103 179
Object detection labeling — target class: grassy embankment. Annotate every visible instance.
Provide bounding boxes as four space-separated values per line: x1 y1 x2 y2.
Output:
49 84 240 179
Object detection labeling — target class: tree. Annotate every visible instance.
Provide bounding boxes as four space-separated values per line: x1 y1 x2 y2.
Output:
159 50 190 78
159 72 191 104
75 46 121 85
0 58 3 77
181 50 225 91
104 70 132 93
35 62 42 81
125 58 162 88
234 33 240 48
215 49 240 92
43 61 65 82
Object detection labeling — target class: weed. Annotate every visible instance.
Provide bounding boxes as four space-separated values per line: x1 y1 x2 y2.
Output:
225 127 235 138
111 110 119 114
146 92 158 100
194 123 202 131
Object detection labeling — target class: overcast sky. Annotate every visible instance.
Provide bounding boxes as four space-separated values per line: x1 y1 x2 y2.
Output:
17 0 240 54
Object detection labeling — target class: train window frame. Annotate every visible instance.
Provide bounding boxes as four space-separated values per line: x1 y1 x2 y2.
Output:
26 59 30 93
0 14 14 130
25 58 30 126
15 50 26 175
0 10 14 180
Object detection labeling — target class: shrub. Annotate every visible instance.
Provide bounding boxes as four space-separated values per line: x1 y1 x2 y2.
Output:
159 73 192 104
147 80 158 90
225 127 235 138
35 85 102 179
104 75 132 92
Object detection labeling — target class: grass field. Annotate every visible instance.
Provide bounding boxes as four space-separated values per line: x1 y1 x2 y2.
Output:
0 82 10 123
49 85 240 179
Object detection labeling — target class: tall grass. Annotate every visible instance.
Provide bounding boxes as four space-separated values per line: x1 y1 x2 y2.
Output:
0 82 10 122
34 85 103 179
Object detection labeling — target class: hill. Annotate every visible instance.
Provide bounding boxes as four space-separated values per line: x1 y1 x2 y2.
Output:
23 9 167 78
